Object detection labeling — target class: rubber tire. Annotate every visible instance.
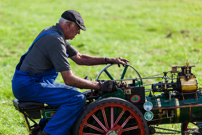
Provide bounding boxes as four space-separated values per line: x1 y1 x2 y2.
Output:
73 97 149 135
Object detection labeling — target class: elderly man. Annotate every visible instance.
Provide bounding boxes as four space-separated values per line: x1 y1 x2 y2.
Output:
12 10 129 135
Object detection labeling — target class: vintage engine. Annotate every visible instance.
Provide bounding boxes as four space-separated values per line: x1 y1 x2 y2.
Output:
117 61 201 124
151 61 197 93
145 62 201 124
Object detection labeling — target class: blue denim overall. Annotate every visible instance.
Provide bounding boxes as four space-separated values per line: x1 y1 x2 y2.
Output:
12 31 86 135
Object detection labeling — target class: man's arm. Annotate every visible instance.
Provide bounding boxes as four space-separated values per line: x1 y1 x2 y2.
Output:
61 70 118 92
70 53 129 66
61 70 100 89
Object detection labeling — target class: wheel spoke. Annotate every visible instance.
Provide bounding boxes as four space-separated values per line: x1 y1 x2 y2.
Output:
101 108 109 129
182 122 199 135
114 110 125 125
185 123 188 131
92 114 108 132
96 64 143 85
104 69 114 80
78 98 147 135
122 125 139 132
111 107 114 129
186 122 197 131
121 115 132 128
187 128 197 130
85 123 105 133
191 122 197 126
121 65 128 80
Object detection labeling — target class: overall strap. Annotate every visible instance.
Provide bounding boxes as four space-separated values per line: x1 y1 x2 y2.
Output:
16 31 59 70
25 31 59 55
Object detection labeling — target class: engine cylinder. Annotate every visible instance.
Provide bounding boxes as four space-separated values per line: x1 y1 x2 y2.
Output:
179 75 197 93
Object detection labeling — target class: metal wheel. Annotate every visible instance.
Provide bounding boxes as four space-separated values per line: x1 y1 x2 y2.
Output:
96 64 143 85
73 97 149 135
181 122 200 135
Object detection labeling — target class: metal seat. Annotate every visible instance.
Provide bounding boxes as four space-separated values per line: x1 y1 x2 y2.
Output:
13 99 44 112
13 99 44 119
13 99 58 134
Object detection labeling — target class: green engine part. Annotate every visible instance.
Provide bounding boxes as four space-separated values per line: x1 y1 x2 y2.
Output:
147 91 202 125
100 80 142 100
101 88 125 99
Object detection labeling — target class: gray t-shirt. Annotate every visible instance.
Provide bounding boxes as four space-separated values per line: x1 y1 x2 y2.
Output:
19 24 78 75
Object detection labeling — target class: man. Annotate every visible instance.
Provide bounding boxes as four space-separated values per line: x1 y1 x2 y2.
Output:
12 10 129 135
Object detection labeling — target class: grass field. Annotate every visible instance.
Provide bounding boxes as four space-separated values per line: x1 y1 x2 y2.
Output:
0 0 202 134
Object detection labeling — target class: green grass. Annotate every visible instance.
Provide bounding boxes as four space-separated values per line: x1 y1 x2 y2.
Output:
0 0 202 134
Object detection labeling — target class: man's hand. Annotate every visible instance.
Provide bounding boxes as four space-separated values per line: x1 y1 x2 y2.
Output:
99 80 118 92
107 57 129 67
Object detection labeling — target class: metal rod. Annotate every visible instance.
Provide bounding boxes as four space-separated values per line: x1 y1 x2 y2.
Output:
152 103 202 110
145 89 153 92
106 76 170 82
142 84 153 86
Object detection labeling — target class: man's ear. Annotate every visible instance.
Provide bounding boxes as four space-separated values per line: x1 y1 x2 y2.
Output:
66 22 70 27
69 21 74 27
65 21 71 29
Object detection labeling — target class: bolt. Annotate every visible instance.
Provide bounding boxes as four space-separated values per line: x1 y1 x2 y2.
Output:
116 129 120 133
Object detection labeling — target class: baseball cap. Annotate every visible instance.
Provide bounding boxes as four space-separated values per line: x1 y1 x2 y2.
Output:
61 10 86 31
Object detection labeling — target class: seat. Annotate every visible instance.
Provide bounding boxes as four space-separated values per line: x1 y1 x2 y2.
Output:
13 99 44 119
13 99 44 112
